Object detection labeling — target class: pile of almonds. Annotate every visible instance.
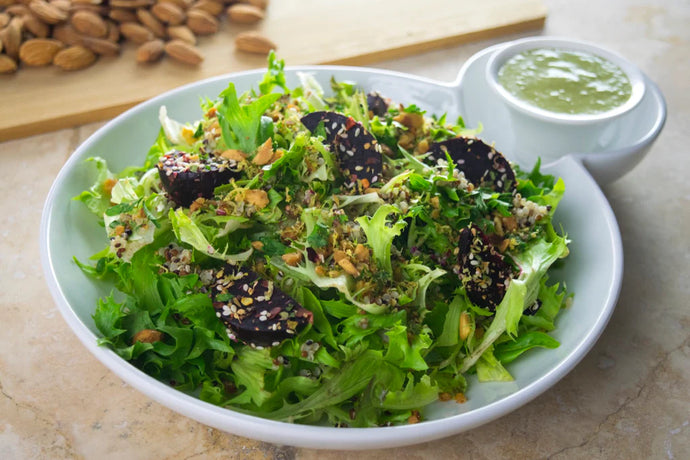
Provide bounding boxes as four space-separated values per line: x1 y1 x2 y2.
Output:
0 0 275 73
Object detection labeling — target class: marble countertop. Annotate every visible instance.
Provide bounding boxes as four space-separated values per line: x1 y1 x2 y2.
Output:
2 0 688 458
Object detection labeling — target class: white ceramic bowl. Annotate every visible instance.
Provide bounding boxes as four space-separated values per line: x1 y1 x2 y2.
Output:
40 48 666 449
486 37 646 163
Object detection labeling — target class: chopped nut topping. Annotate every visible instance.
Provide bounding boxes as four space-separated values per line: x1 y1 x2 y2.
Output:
281 252 303 266
221 149 247 161
132 329 163 344
337 258 360 277
354 244 369 263
244 189 269 209
252 138 275 165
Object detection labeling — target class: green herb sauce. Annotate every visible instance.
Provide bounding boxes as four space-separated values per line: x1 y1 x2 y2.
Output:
498 48 632 115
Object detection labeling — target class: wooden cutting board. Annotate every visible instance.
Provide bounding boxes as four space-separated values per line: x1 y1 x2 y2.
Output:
0 0 546 141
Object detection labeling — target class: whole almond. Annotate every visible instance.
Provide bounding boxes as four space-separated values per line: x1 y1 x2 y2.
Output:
186 9 216 35
23 13 51 38
71 10 108 37
72 0 103 4
136 8 166 38
29 0 68 24
151 2 185 26
53 24 84 46
0 13 9 29
53 45 96 70
135 38 164 62
167 24 195 45
119 22 154 43
190 0 223 17
238 0 268 10
19 38 64 65
82 36 120 55
50 0 71 12
164 38 202 65
234 31 275 55
69 4 108 15
0 54 18 74
227 3 263 24
109 0 153 8
6 4 31 16
0 17 23 59
157 0 192 10
105 19 120 42
109 8 137 23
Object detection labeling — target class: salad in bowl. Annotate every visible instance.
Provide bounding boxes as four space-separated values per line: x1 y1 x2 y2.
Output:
72 53 570 428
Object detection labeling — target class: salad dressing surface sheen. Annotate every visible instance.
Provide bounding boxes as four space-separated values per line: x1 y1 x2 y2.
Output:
497 48 632 115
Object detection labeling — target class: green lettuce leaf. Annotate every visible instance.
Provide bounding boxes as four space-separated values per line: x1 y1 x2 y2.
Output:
217 82 281 154
494 331 560 364
169 208 253 263
356 204 406 275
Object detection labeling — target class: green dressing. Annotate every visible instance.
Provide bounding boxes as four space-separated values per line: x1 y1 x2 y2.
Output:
498 48 632 115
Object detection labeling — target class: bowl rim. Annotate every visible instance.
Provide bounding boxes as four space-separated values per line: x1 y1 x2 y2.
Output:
485 36 646 124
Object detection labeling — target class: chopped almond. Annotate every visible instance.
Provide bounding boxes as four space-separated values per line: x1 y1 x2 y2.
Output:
220 149 247 162
251 240 264 250
459 312 471 340
132 329 163 344
281 252 303 266
416 139 429 154
181 126 196 145
502 216 518 232
189 197 205 212
354 244 369 263
394 112 424 130
252 138 274 165
332 249 348 263
244 189 269 209
103 177 117 194
337 258 360 277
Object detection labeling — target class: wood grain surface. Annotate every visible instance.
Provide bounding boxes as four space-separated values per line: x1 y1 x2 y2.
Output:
0 0 546 141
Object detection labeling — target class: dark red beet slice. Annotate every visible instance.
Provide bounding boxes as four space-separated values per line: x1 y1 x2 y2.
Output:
157 150 239 207
300 111 349 144
210 265 313 348
457 224 514 311
301 111 383 186
428 137 516 192
367 92 389 117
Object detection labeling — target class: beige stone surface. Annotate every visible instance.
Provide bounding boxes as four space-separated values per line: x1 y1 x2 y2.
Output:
1 0 688 458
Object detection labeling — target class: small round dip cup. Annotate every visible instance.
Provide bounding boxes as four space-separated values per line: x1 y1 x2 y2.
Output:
486 37 646 163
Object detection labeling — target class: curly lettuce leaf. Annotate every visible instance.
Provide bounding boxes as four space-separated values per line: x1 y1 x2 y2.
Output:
217 82 281 154
356 204 406 275
73 157 115 216
169 208 253 263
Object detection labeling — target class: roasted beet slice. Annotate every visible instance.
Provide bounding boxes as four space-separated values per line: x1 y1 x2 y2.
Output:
367 92 389 117
457 224 514 311
157 150 239 207
428 137 516 192
211 265 313 348
301 111 383 187
300 111 349 144
333 122 383 187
